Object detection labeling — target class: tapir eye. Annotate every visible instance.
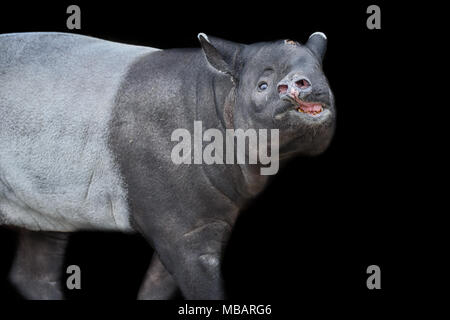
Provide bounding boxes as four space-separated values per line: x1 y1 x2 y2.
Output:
258 82 268 91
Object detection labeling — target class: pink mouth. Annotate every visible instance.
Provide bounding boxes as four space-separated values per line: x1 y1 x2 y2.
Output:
296 100 323 115
280 87 324 115
292 95 324 115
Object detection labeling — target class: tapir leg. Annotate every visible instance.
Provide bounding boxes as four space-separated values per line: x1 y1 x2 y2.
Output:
137 253 178 300
9 229 69 300
154 220 232 300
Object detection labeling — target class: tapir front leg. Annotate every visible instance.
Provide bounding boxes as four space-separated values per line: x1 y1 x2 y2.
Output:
156 220 232 300
9 230 69 300
137 253 178 300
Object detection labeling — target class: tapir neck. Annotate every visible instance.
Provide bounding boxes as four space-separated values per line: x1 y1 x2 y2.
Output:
196 70 271 204
110 48 270 226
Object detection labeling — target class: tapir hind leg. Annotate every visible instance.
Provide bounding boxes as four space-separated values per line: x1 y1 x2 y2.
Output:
137 253 179 300
9 229 69 300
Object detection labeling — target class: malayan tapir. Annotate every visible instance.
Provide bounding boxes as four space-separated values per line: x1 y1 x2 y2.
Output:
0 31 335 299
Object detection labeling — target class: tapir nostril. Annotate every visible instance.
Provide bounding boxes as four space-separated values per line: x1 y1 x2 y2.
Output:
295 79 311 89
278 84 288 94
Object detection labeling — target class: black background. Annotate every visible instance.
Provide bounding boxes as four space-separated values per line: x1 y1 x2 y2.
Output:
0 0 434 316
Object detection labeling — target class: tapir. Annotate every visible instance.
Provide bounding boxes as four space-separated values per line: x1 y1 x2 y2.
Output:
0 32 335 299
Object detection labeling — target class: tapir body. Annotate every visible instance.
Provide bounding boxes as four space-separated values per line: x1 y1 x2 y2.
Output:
0 32 335 299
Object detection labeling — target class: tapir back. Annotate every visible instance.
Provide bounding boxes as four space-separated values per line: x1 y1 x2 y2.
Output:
0 32 158 232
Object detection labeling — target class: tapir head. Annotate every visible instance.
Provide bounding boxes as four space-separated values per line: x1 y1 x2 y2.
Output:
198 33 335 158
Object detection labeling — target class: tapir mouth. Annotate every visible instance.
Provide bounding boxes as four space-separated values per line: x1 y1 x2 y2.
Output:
291 92 325 115
295 100 324 115
274 95 331 120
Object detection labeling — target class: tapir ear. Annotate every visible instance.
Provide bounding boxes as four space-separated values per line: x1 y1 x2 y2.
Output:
306 32 327 61
197 33 240 80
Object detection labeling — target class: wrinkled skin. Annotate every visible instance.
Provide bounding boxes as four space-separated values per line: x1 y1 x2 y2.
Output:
2 32 335 299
